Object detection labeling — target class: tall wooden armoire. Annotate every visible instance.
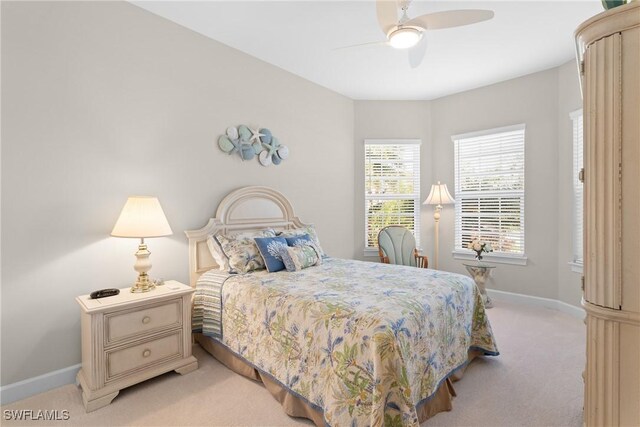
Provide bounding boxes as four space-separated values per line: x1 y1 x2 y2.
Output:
575 3 640 426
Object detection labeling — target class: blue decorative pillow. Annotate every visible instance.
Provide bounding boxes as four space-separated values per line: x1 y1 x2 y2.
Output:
285 233 313 247
254 236 289 272
278 226 325 257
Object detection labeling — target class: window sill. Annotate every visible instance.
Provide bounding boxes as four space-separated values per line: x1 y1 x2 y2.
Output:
364 248 380 258
569 261 583 274
452 250 528 266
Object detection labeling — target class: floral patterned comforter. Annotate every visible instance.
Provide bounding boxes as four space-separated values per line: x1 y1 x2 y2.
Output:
216 258 498 426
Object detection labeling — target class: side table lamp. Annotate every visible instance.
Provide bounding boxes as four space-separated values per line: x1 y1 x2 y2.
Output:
423 181 455 269
111 196 173 293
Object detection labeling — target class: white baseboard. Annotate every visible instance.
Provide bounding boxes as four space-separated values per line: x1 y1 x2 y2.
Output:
0 364 81 405
487 288 585 320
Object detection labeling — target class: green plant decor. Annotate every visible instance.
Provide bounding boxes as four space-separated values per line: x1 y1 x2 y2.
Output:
601 0 628 10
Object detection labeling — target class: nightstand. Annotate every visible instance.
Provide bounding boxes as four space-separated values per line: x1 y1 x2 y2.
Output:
76 281 198 412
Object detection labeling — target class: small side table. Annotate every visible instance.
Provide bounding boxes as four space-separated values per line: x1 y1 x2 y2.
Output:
76 281 198 412
463 263 495 308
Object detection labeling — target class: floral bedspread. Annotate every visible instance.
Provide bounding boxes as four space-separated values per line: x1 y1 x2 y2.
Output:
217 258 498 426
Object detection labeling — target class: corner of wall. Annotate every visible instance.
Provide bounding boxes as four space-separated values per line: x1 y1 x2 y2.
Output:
556 58 584 308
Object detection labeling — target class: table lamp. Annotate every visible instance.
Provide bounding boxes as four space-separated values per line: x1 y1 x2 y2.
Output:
111 196 173 293
423 181 455 269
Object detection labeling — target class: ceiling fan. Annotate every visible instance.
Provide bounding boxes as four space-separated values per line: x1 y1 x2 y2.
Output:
345 0 494 68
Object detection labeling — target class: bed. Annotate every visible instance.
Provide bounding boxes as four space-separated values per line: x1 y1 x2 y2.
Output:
185 186 498 426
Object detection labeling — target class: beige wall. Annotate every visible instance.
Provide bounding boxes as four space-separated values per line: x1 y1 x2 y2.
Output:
354 62 583 306
431 68 561 300
556 60 584 306
1 1 354 385
353 101 432 259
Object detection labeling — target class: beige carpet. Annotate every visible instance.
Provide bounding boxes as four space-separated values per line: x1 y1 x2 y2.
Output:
1 299 585 426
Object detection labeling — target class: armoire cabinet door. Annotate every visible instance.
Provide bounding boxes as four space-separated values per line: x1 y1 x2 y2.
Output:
583 32 622 310
619 26 640 315
577 4 640 426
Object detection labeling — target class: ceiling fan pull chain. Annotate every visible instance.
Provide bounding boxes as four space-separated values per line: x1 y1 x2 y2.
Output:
399 1 411 24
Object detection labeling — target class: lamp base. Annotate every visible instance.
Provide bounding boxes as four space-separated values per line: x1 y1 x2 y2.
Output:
131 273 156 293
130 239 156 293
433 205 442 270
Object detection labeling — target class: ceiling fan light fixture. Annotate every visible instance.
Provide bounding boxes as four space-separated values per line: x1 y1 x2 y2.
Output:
388 27 422 49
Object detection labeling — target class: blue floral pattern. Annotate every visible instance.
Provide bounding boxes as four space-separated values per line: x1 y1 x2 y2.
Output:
215 229 277 273
219 258 499 426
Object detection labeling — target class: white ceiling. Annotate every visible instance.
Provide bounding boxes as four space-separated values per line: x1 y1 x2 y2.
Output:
133 1 602 100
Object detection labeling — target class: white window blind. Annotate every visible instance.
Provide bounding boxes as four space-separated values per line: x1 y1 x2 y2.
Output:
571 110 584 265
364 140 421 250
454 124 525 256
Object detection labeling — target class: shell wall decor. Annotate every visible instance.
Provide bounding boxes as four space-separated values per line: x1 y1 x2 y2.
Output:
218 125 289 167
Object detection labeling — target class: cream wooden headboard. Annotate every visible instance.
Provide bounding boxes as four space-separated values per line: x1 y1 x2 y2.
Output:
184 186 309 287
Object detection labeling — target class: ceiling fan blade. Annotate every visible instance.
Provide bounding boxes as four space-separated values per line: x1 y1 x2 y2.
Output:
408 35 427 68
334 40 389 51
376 0 398 35
405 9 494 31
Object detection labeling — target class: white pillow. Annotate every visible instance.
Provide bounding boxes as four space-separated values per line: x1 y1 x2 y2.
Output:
207 235 230 271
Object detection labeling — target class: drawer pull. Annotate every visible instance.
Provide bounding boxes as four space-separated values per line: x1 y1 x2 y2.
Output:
142 349 151 358
142 316 151 324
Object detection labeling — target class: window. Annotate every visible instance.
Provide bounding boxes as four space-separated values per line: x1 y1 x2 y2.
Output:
453 124 526 262
364 140 421 252
571 109 584 270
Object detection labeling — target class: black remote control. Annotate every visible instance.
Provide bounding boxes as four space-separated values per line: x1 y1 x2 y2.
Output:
90 288 120 299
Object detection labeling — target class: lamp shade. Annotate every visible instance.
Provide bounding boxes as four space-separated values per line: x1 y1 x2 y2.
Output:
424 181 455 206
111 196 173 238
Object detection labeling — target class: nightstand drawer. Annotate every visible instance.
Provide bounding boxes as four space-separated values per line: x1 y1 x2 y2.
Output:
105 299 182 346
106 331 183 381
